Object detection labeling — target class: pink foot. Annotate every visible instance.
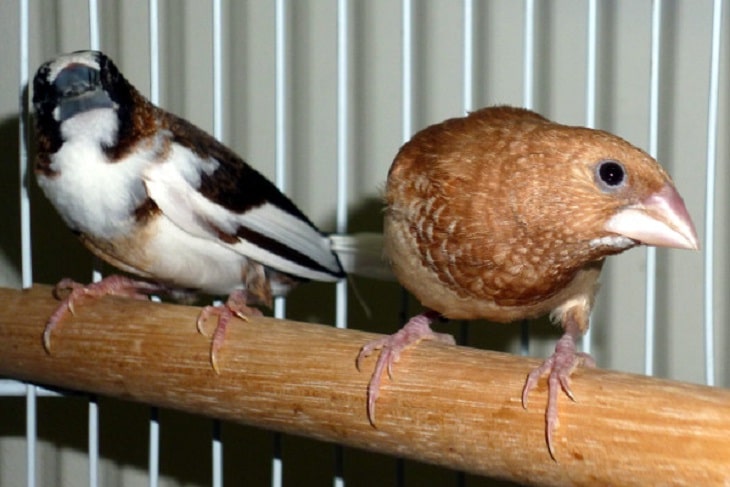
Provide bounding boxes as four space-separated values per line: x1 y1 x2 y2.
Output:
521 331 596 459
196 289 262 373
44 275 164 353
356 310 455 424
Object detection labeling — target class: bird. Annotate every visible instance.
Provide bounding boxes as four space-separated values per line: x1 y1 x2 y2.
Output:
357 105 699 458
32 49 381 372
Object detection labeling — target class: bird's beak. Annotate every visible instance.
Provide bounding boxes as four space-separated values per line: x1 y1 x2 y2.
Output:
52 64 113 122
604 183 700 250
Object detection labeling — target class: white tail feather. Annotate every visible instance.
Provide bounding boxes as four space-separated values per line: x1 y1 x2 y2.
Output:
330 232 394 281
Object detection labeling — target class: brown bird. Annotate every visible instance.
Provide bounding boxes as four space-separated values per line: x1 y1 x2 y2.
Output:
357 105 699 458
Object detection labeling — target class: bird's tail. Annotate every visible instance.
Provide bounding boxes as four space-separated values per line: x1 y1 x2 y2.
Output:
330 232 394 281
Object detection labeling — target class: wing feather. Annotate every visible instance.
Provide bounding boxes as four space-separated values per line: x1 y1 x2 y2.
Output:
143 143 344 282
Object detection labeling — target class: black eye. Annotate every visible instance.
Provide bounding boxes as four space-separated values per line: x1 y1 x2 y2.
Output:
596 160 626 190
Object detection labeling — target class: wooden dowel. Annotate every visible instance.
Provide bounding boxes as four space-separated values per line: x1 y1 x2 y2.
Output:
0 285 728 485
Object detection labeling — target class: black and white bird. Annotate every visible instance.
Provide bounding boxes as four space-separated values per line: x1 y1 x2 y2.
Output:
33 50 384 370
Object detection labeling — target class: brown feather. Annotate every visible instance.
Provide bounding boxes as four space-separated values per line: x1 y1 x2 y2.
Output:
385 105 673 323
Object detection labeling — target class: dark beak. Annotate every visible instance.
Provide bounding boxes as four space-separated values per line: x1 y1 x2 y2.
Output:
53 64 114 121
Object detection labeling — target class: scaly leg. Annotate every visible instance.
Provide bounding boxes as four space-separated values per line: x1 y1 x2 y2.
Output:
521 319 596 460
357 310 455 424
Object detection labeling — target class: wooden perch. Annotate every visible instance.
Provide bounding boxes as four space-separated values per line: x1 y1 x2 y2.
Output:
0 285 728 485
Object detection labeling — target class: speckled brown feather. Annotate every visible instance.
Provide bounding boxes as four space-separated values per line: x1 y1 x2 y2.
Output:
365 105 697 457
385 106 671 324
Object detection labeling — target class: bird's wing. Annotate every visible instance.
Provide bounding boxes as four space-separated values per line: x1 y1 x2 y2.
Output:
143 136 344 283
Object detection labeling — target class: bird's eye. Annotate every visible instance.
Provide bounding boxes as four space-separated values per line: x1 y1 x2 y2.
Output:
595 160 626 190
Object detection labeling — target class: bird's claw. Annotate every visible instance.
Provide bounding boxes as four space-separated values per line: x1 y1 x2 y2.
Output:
357 311 453 425
43 280 95 353
42 326 53 354
521 332 595 460
356 336 398 373
43 275 162 354
196 290 261 374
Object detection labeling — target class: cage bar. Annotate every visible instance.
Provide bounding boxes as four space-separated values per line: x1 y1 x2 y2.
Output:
402 0 413 141
18 2 35 482
147 2 161 486
273 2 288 485
703 0 724 387
643 0 663 376
86 3 101 485
336 0 349 330
463 0 474 113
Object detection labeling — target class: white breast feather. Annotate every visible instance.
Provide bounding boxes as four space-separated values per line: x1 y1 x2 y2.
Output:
143 216 248 294
36 108 149 238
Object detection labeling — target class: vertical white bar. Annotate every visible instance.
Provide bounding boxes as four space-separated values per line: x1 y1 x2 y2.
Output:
335 0 349 326
148 409 159 487
149 0 160 104
272 435 282 487
89 0 102 287
25 384 36 487
211 2 225 486
273 0 288 322
20 4 36 485
88 0 100 50
463 0 474 113
644 0 662 376
272 3 286 486
522 0 535 110
212 421 223 487
275 0 288 194
212 0 224 142
335 0 349 232
19 0 32 290
585 0 597 129
703 0 723 387
582 0 599 355
335 4 349 486
402 0 413 141
147 2 161 486
89 0 102 290
336 0 349 325
88 397 99 487
87 2 102 484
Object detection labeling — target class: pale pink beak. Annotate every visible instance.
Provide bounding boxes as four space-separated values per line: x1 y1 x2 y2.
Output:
604 184 700 250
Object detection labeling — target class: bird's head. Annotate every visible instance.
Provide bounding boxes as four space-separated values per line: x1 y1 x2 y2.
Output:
526 124 700 254
32 50 136 152
597 159 698 251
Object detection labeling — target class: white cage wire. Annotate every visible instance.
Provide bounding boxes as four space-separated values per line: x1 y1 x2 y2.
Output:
0 0 728 486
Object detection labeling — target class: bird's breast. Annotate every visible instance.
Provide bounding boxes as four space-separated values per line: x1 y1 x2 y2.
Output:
37 139 151 239
384 202 602 322
79 211 275 298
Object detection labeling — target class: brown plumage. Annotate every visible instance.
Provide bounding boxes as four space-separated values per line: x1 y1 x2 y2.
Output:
358 105 699 458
